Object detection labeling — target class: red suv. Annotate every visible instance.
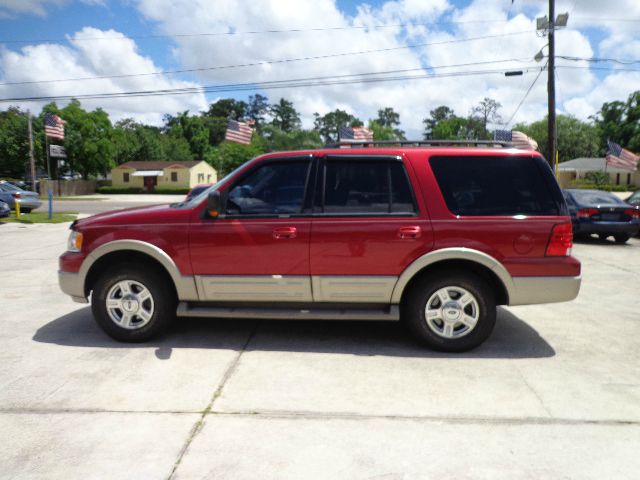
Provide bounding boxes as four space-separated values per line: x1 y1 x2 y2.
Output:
59 143 581 351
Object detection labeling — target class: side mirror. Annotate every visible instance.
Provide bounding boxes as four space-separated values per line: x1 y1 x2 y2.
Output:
207 190 221 217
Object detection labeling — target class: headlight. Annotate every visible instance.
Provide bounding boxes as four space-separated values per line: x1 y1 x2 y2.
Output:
67 230 84 252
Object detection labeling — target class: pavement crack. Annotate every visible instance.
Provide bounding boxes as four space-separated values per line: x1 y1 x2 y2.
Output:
166 320 260 480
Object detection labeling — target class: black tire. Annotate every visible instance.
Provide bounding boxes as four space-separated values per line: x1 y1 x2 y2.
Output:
91 263 176 342
402 271 496 352
21 208 32 214
614 234 630 244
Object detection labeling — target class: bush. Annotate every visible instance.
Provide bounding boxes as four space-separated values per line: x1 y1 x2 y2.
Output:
97 186 143 194
568 181 635 192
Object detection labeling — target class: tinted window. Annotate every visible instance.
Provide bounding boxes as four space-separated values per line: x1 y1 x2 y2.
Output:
430 155 560 216
569 190 625 205
226 161 309 215
323 160 415 214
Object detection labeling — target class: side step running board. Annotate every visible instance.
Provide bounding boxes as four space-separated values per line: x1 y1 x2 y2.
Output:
176 302 400 321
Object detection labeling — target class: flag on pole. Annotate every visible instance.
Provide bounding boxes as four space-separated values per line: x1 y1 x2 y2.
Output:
494 129 538 150
606 140 639 171
338 125 374 143
44 113 66 140
224 119 254 145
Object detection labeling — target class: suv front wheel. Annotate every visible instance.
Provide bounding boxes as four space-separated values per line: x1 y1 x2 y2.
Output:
403 271 496 352
91 264 176 342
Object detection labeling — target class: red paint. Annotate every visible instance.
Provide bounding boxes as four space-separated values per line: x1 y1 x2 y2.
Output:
60 147 581 282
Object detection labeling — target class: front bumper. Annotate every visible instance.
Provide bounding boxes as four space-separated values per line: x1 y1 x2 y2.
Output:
509 275 581 306
58 271 88 303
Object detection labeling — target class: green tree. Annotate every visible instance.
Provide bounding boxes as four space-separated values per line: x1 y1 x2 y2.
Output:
593 90 640 153
206 141 263 176
112 119 164 164
269 98 301 133
368 120 403 141
247 94 270 127
313 109 362 143
514 114 601 162
0 107 30 177
52 100 115 179
471 97 502 136
423 105 455 139
164 112 210 158
375 107 405 139
206 98 247 120
257 125 322 151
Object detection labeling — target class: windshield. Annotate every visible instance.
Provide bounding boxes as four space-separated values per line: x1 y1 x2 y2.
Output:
569 190 625 205
175 162 252 208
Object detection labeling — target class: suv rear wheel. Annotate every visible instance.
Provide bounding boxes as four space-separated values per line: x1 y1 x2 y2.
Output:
91 264 176 342
403 271 496 352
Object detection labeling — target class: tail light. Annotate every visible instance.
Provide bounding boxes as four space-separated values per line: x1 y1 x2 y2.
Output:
12 192 21 199
624 208 640 220
576 208 597 218
546 223 573 257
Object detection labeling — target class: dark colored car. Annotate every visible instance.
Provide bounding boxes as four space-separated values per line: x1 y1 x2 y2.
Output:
626 190 640 207
563 189 640 243
185 184 213 202
60 144 581 352
0 200 10 218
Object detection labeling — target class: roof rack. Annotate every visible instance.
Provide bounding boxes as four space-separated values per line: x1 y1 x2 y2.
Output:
326 140 514 148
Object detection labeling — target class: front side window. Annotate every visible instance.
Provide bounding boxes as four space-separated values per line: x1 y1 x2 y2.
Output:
322 159 416 215
226 161 310 215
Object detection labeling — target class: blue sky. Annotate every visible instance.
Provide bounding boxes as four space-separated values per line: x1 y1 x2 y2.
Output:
0 0 638 136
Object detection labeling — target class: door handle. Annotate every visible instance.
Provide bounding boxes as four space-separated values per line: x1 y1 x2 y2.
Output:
273 227 297 239
398 226 421 239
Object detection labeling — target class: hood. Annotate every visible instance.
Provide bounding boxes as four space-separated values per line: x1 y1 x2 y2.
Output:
75 203 191 228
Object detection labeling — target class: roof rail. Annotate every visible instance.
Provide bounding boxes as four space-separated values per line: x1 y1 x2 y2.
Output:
326 139 514 148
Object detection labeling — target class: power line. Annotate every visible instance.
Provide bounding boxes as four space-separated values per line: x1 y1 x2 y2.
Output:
0 18 519 44
0 67 542 104
557 55 640 65
0 30 536 87
505 61 547 126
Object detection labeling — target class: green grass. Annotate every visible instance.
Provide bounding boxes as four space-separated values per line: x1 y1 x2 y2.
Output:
1 211 78 224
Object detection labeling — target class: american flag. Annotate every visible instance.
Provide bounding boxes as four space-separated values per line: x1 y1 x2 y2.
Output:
224 119 254 145
338 125 374 143
494 129 538 150
44 113 65 140
606 140 639 171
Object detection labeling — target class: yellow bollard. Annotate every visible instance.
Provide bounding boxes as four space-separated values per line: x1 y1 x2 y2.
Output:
14 193 20 219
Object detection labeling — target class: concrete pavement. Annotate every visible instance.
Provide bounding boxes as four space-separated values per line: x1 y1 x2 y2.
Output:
0 222 639 479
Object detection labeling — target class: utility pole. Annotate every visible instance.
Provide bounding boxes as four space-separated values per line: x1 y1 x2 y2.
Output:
27 112 37 193
536 1 568 168
547 0 556 169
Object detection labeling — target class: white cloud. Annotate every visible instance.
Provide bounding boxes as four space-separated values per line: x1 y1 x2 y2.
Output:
0 0 66 17
0 27 208 125
2 0 638 136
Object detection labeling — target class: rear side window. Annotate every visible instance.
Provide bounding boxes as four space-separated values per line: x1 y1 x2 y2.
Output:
322 159 416 215
430 155 561 216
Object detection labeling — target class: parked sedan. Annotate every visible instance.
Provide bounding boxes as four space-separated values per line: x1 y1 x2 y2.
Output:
0 181 42 213
626 190 640 207
185 184 213 202
0 200 10 218
563 189 640 243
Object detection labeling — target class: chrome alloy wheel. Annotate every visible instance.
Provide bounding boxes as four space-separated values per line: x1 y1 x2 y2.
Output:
105 280 154 330
424 286 480 339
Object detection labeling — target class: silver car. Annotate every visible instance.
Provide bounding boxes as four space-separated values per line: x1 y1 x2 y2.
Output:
0 200 9 218
0 181 42 213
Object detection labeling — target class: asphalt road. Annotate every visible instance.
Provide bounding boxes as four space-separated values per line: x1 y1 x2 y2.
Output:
33 194 184 215
1 224 639 479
